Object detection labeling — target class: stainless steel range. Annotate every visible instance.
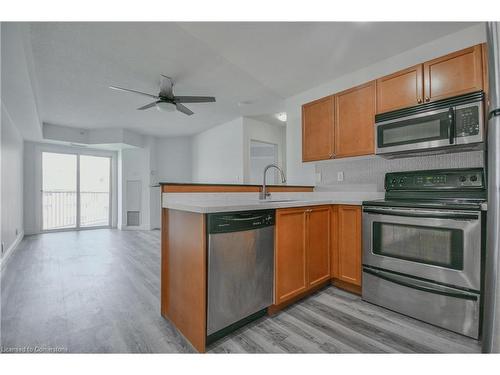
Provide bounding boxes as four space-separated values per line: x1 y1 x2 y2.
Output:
362 168 486 339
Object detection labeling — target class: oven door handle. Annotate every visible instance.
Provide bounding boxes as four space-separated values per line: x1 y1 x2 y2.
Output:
363 207 479 220
363 267 479 301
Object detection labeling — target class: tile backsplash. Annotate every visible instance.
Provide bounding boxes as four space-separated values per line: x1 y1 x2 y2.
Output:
315 150 485 192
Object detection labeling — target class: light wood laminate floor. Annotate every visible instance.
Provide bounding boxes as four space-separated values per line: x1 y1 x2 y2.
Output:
1 229 481 353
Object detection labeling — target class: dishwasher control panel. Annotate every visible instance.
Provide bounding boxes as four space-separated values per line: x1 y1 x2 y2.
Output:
208 210 275 234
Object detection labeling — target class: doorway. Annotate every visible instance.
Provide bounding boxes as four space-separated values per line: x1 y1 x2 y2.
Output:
42 151 111 231
249 140 279 184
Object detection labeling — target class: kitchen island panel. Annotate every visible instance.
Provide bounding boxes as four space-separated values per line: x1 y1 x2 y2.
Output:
161 208 207 352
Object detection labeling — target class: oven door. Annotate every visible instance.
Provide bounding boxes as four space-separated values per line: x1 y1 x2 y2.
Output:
375 107 454 155
362 206 481 291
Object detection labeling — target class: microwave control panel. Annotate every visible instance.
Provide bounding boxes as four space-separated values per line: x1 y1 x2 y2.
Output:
455 106 480 137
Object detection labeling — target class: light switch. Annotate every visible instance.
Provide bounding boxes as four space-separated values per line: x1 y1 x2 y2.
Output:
337 171 344 182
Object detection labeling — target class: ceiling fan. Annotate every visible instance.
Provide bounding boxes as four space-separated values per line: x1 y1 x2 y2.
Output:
109 75 216 116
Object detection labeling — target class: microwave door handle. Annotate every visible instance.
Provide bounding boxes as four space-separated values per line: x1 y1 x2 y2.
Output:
448 107 455 144
363 268 479 301
363 207 479 220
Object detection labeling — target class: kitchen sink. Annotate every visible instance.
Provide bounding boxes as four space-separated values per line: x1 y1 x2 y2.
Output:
258 199 299 203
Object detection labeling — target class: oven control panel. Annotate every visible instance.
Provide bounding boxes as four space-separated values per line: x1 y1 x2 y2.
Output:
386 168 484 190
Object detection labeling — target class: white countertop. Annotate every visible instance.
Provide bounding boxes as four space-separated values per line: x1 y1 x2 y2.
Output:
162 191 384 213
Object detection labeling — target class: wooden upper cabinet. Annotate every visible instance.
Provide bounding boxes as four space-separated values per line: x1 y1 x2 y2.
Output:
376 65 423 113
307 206 331 288
302 95 334 161
275 208 307 304
423 45 483 103
337 205 362 286
300 44 486 162
335 81 376 158
482 43 489 103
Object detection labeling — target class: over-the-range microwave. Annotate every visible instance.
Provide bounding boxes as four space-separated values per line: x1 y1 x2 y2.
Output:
375 91 485 158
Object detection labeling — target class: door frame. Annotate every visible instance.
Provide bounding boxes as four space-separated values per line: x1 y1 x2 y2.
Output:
248 139 280 184
35 143 117 233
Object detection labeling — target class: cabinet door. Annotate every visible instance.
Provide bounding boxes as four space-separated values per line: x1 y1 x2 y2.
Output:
482 43 489 103
423 45 483 103
275 208 307 304
306 206 331 288
335 81 376 158
330 206 339 279
302 95 334 161
376 65 423 113
337 205 362 286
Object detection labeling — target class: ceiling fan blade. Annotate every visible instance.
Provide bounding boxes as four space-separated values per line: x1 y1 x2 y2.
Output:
174 96 216 103
159 75 174 98
137 101 160 110
176 103 194 116
109 85 159 99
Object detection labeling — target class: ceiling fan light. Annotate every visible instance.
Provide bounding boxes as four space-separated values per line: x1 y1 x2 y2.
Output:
156 101 176 112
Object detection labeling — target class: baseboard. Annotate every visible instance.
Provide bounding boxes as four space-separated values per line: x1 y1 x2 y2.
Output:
331 279 362 295
121 225 150 231
268 279 331 315
1 230 24 271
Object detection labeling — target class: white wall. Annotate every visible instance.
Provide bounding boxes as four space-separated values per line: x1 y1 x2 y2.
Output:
151 136 194 229
192 118 244 183
1 104 24 263
285 23 487 185
155 136 193 183
23 142 37 234
242 117 286 183
1 23 42 141
120 142 152 230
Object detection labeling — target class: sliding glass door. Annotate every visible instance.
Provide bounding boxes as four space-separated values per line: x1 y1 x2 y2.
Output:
80 155 111 227
42 152 78 230
42 151 111 231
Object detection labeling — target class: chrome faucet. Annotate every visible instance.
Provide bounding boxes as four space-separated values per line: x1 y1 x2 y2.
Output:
260 164 286 200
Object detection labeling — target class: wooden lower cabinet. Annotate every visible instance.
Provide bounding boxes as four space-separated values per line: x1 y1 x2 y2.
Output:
333 205 362 288
274 207 308 304
274 206 331 306
307 206 331 287
273 204 362 311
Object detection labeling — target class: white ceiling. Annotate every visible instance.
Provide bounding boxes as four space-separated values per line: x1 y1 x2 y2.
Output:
27 22 478 137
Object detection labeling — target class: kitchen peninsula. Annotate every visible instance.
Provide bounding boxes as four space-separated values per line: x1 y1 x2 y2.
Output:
159 182 383 352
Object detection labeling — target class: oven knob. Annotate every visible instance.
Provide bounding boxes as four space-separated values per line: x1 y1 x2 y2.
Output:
470 175 478 182
459 175 467 182
391 178 397 185
399 178 404 184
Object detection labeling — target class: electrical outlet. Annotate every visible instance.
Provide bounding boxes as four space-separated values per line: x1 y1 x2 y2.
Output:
337 171 344 182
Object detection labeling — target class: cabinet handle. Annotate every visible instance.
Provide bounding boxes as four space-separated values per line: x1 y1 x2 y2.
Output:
417 98 422 104
425 96 430 102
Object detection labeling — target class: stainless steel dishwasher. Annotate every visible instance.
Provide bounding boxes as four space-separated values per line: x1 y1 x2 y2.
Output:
206 210 274 343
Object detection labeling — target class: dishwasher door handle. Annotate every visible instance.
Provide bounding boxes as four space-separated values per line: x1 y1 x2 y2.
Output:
222 216 264 221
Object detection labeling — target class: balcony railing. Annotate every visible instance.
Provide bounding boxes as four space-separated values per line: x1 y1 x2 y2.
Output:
42 191 110 230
